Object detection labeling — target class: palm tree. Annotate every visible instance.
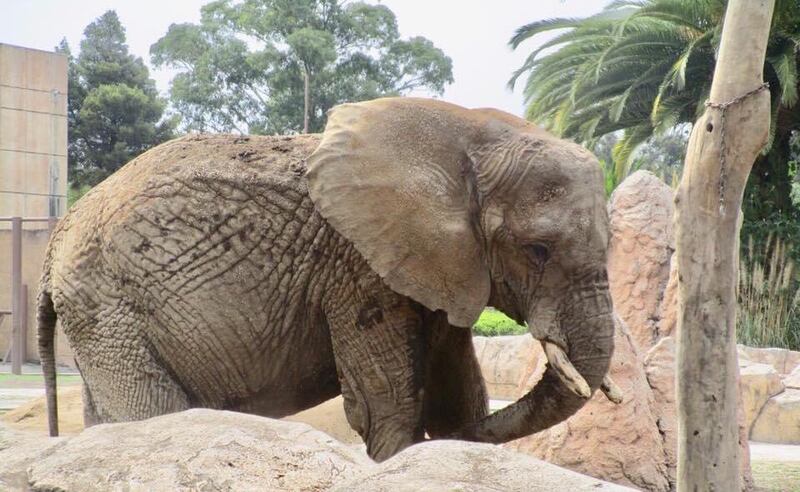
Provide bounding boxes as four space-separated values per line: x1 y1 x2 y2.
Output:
511 0 800 229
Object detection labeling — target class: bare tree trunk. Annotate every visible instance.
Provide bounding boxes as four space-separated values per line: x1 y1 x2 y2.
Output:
675 1 775 491
303 65 310 134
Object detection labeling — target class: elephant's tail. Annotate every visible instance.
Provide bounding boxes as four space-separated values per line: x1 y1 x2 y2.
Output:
37 287 59 437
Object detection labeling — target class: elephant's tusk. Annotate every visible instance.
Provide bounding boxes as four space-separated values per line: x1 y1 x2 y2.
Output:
542 341 591 399
600 375 623 404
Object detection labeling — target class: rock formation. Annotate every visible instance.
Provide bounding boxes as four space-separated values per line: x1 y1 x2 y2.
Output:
2 410 633 491
607 171 675 352
499 316 670 492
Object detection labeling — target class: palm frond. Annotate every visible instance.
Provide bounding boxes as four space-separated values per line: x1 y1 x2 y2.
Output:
768 42 799 107
509 18 586 49
612 124 653 171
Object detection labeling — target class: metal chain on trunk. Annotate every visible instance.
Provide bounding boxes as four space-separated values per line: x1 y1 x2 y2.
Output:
704 82 769 213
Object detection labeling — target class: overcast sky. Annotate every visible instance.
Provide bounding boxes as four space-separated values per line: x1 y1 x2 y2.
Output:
0 0 608 116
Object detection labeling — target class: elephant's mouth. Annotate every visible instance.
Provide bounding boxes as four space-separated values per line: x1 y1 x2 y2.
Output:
454 269 618 443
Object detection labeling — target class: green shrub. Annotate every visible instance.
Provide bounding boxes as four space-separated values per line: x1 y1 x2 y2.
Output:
67 184 92 208
472 308 527 337
738 235 800 350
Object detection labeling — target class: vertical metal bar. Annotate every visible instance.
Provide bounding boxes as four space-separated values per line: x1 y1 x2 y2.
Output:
11 216 22 375
19 285 27 368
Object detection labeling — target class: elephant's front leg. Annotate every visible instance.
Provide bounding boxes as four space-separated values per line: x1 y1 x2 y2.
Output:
326 284 425 462
422 312 489 437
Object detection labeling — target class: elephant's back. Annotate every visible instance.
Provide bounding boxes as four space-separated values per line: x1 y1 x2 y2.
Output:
51 133 322 271
66 133 321 227
52 132 327 297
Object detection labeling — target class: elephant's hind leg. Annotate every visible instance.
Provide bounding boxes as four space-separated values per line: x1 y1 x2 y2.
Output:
81 383 101 427
68 301 192 423
325 284 425 462
80 342 192 423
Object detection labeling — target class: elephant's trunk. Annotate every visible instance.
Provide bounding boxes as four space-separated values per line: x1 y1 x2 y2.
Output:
455 270 614 443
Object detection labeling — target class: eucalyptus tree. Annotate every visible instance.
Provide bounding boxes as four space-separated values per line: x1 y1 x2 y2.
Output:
151 0 453 134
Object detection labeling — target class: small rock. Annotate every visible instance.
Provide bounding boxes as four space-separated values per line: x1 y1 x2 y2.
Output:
751 389 800 444
786 351 800 375
784 365 800 390
473 335 543 400
738 346 800 374
739 363 785 434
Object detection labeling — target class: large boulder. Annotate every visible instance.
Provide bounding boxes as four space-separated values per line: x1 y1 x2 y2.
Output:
607 170 675 352
738 363 785 434
334 440 635 492
0 422 66 490
750 389 800 444
26 409 371 491
503 316 670 492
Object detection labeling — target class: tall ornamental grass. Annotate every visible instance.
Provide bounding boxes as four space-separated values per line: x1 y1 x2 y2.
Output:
738 236 800 349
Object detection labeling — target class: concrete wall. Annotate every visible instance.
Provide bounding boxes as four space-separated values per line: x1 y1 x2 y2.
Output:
0 44 72 366
0 43 68 218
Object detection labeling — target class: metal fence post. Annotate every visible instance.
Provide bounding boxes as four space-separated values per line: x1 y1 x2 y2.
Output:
19 285 27 369
11 216 22 375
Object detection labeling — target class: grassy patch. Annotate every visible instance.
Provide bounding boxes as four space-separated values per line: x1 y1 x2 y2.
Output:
751 461 800 491
0 373 81 385
472 309 527 337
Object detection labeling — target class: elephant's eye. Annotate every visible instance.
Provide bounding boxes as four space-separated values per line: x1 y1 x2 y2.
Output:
525 243 550 264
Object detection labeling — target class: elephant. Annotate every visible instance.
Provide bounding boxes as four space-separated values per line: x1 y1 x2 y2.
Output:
38 97 619 462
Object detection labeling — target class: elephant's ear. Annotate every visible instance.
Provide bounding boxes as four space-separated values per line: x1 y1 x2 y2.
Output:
306 98 490 327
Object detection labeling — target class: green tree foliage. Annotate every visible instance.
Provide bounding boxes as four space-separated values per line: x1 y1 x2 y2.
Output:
510 0 800 251
150 0 454 134
56 11 177 188
472 308 527 337
593 126 688 196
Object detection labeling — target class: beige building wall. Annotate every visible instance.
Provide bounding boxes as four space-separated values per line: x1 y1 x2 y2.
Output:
0 44 72 365
0 43 68 219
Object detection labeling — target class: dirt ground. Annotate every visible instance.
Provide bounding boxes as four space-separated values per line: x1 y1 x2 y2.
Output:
2 386 85 435
2 385 361 444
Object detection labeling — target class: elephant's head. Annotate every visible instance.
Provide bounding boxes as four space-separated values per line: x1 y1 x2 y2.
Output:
306 97 614 443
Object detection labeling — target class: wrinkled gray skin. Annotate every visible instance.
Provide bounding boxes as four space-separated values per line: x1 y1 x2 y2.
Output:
38 98 614 462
